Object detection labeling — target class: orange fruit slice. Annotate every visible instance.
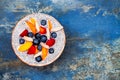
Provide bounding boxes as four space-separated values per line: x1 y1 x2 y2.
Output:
48 20 52 31
39 26 46 34
41 47 48 60
30 18 36 26
18 41 33 52
25 21 36 34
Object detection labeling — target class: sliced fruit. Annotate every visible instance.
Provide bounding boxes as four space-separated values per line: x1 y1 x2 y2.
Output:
34 51 42 58
35 47 39 54
48 20 52 31
23 36 33 42
46 38 55 47
41 47 48 60
27 45 36 54
46 28 50 39
40 42 49 49
39 26 46 34
51 27 63 32
36 21 40 32
25 21 36 34
18 41 33 52
20 29 28 37
30 18 36 26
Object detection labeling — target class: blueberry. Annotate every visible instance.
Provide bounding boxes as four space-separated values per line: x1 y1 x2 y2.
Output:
49 48 54 54
33 39 40 45
19 38 25 44
37 45 42 51
41 20 46 26
35 56 42 62
27 32 34 37
40 35 47 43
35 33 41 39
51 32 57 38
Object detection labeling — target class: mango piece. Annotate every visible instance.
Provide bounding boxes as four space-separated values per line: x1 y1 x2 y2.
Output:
39 26 46 34
41 47 48 60
18 41 33 52
48 20 52 31
25 21 36 34
30 18 36 26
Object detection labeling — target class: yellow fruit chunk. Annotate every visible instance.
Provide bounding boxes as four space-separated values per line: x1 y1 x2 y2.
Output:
48 20 52 31
18 41 33 52
30 18 36 26
41 47 48 60
25 21 36 34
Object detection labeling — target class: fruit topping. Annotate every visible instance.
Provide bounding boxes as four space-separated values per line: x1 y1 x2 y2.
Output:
20 29 28 37
51 32 57 38
35 46 39 53
34 51 42 58
49 48 54 54
35 56 42 62
40 42 49 49
18 17 59 61
51 27 63 32
35 33 41 39
27 45 36 54
35 21 40 32
41 47 48 60
27 32 34 38
46 38 55 47
40 35 47 43
19 38 25 44
39 26 46 34
30 18 36 26
37 45 42 51
23 36 33 42
48 20 52 31
18 41 33 52
33 39 40 45
41 20 46 26
25 20 36 34
46 28 50 39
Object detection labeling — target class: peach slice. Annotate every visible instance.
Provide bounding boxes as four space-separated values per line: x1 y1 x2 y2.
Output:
39 26 46 34
41 47 48 60
18 41 33 52
30 18 36 26
48 20 52 31
25 21 36 34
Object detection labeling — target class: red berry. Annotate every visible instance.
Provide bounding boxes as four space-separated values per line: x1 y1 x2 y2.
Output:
27 45 36 54
39 26 46 34
46 38 55 47
20 29 28 37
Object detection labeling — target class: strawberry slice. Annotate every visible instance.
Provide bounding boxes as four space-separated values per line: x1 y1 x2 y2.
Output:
27 45 36 55
20 29 28 37
39 26 46 34
46 38 55 47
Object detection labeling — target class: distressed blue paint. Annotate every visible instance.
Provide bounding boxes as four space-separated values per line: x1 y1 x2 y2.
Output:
0 0 120 80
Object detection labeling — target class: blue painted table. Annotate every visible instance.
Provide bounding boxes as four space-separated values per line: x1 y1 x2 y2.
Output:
0 0 120 80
